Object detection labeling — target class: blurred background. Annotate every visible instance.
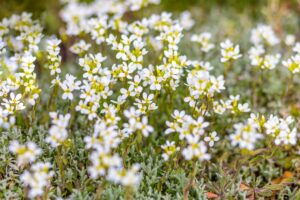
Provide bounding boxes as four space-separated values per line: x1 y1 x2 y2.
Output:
1 0 300 35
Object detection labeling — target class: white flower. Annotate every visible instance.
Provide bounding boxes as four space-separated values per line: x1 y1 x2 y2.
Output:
250 24 279 46
60 74 81 100
264 115 297 146
285 34 296 46
220 39 242 62
213 101 226 115
191 32 214 52
283 54 300 74
126 0 160 11
88 150 122 179
182 135 210 161
149 76 162 91
20 162 53 199
0 106 15 129
238 103 251 113
47 38 61 55
229 122 262 150
179 11 194 30
293 42 300 54
46 112 71 147
107 163 141 187
204 131 219 147
70 39 91 54
2 93 25 113
172 110 186 123
194 116 210 135
161 140 179 161
134 92 158 113
9 141 42 166
186 68 225 99
261 54 281 70
136 116 153 137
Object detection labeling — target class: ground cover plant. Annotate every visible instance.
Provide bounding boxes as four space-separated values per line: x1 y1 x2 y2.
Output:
2 0 300 199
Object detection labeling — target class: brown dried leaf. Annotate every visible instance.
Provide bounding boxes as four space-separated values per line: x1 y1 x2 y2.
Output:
272 171 294 184
239 183 250 191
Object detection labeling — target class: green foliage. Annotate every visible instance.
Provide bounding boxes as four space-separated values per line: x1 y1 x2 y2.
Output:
2 0 300 199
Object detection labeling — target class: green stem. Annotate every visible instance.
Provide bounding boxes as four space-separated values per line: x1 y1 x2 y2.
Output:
183 161 198 200
68 100 76 131
284 73 294 103
224 61 233 80
56 146 65 192
95 180 106 199
124 186 134 200
48 84 59 112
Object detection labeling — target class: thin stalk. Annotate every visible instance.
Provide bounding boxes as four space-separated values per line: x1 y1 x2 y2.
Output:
95 180 106 200
56 146 65 192
124 186 134 200
183 161 198 200
284 73 294 103
47 84 59 112
223 60 233 80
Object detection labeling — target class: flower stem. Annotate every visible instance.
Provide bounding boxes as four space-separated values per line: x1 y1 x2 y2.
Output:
56 146 65 192
284 73 294 103
124 186 134 200
183 161 198 200
48 84 59 112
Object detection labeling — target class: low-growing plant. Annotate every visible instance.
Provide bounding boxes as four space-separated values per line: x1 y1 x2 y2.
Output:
1 0 300 199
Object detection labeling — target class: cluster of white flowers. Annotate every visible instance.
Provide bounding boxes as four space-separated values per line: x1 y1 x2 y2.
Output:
20 162 54 199
123 106 153 137
230 113 298 150
107 164 141 187
161 140 180 161
19 53 40 105
3 1 300 198
179 11 195 31
9 140 42 166
46 112 71 147
185 61 225 108
191 32 214 52
249 25 282 71
0 106 15 129
250 24 280 46
127 0 160 11
229 114 264 150
70 40 91 55
282 41 300 74
213 95 250 115
60 74 81 100
2 93 25 114
46 38 62 82
60 0 160 36
59 4 199 190
163 110 215 161
0 12 42 123
249 45 281 70
285 34 296 46
220 39 242 63
283 54 300 74
9 140 53 199
264 115 297 145
85 114 142 187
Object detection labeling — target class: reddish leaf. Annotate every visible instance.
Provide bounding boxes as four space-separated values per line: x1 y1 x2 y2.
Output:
240 183 250 191
207 192 219 199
